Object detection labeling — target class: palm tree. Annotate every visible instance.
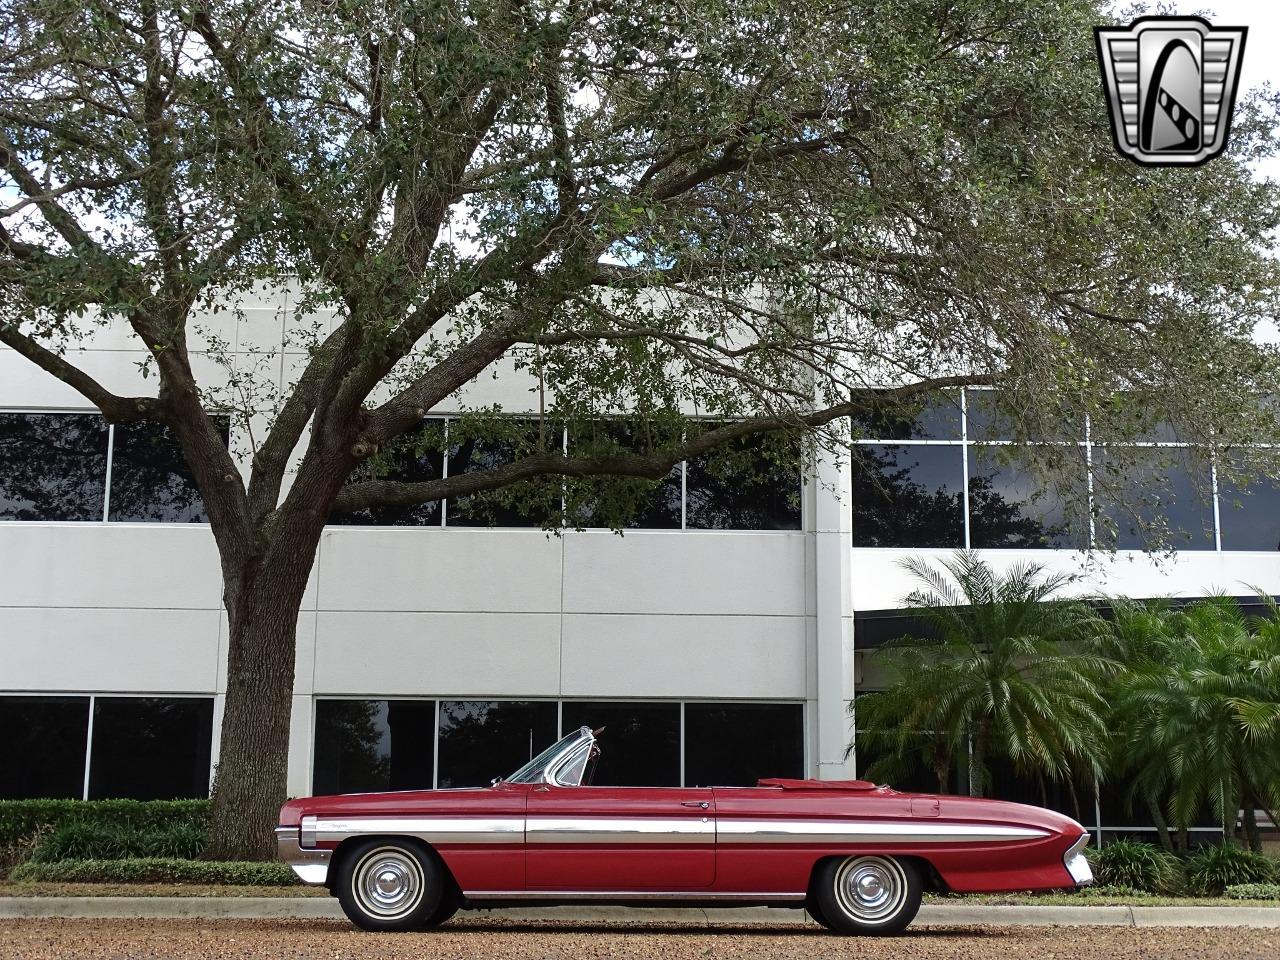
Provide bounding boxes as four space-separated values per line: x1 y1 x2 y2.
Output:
1096 597 1186 852
1108 595 1280 852
855 552 1111 803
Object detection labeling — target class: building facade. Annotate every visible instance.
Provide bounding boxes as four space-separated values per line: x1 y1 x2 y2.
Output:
3 285 1279 844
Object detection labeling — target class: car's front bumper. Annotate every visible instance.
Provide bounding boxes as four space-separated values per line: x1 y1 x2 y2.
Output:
276 826 331 885
1063 832 1094 886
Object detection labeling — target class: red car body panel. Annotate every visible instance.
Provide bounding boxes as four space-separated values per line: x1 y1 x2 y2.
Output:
526 786 716 889
279 779 1088 898
283 784 528 892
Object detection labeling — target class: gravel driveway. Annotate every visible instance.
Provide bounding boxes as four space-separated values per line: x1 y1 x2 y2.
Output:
1 918 1276 959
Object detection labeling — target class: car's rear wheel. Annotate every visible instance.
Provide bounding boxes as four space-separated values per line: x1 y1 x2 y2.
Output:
805 897 831 929
813 855 922 935
422 894 461 928
335 839 443 932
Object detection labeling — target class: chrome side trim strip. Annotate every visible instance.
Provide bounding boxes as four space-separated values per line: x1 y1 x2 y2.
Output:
527 817 714 845
716 820 1050 844
464 890 806 902
300 814 1047 850
306 816 524 845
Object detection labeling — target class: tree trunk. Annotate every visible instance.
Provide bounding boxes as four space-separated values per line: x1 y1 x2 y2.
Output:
206 556 314 861
1242 790 1261 853
1146 798 1175 854
932 742 952 794
969 727 987 799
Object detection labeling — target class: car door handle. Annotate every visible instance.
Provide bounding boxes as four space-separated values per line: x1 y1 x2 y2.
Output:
681 800 710 809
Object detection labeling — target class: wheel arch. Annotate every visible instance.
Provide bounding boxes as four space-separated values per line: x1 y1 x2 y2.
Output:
326 833 461 903
805 852 948 899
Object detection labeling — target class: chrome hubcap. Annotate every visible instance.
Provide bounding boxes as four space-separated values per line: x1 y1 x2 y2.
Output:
834 856 908 923
353 847 424 920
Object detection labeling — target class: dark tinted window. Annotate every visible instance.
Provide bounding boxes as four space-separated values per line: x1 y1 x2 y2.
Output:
1092 396 1183 443
447 419 561 527
1091 447 1215 550
1098 780 1217 829
0 696 89 799
312 699 434 794
984 756 1092 823
964 389 1084 442
565 420 683 529
437 700 559 788
87 698 213 799
1216 455 1280 551
850 392 962 440
851 444 964 547
560 701 680 786
108 418 229 522
0 412 108 521
967 446 1086 549
684 703 803 786
685 432 801 530
330 419 447 526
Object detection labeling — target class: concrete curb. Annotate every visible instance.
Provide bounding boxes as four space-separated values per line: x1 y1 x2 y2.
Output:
0 899 1278 927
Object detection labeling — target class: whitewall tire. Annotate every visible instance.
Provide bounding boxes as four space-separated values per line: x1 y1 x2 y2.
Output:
812 855 922 935
335 839 444 932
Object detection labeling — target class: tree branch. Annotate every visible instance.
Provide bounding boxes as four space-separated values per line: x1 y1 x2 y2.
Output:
0 324 164 423
335 375 997 513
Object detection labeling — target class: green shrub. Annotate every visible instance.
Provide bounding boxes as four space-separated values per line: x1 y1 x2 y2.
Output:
1088 839 1181 893
1224 883 1280 900
1185 844 1279 896
31 819 206 863
0 800 209 850
8 858 298 886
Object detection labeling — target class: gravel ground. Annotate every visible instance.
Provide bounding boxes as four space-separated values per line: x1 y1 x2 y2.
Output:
0 917 1276 959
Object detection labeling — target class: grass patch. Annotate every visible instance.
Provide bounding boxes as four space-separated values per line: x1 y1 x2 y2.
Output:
925 891 1280 907
0 881 324 898
8 858 299 886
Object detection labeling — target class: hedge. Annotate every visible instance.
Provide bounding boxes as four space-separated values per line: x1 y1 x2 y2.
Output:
1185 844 1280 896
1224 883 1280 900
8 858 298 886
1087 839 1182 894
0 800 209 850
32 819 207 862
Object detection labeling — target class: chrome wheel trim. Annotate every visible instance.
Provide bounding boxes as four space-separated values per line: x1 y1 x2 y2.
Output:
832 855 908 924
352 846 426 920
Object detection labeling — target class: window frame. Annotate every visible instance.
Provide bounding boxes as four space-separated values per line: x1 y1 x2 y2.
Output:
310 695 807 792
0 692 215 801
849 388 1263 553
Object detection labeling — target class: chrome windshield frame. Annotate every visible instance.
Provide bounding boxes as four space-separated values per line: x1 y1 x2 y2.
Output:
505 725 596 785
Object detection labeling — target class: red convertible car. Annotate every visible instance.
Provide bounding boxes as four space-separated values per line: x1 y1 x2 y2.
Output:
278 725 1092 934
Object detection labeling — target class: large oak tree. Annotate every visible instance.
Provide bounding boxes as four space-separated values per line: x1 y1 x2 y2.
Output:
3 0 1280 857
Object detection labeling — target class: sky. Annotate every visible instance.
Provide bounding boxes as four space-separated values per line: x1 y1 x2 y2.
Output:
1177 2 1280 178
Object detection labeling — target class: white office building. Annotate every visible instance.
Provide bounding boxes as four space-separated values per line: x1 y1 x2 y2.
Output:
3 284 1278 844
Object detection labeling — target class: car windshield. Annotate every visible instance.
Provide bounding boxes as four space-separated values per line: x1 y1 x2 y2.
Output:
505 727 591 784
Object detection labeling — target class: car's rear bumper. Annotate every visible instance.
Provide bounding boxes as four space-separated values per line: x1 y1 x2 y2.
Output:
1063 832 1094 886
276 825 331 885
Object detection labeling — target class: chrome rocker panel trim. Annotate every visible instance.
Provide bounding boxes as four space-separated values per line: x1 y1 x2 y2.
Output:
463 889 807 902
276 826 332 885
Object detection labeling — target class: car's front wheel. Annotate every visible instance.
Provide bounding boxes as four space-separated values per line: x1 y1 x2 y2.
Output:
811 855 922 935
335 838 444 932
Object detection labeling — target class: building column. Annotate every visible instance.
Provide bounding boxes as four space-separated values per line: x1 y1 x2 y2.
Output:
811 441 856 780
